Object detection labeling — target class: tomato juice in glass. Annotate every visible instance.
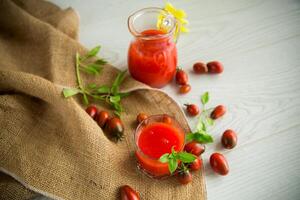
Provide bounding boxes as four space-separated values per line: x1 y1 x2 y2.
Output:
135 115 185 178
127 8 179 88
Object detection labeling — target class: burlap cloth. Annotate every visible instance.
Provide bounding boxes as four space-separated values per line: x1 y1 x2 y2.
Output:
0 0 206 199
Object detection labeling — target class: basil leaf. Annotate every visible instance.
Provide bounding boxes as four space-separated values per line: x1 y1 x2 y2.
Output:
111 70 127 95
201 92 209 105
62 88 81 98
86 46 101 59
186 133 195 142
96 85 110 94
177 152 196 163
159 153 170 163
168 158 178 174
193 132 214 144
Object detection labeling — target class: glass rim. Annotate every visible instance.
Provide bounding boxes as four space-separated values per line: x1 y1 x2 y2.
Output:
134 114 185 161
127 7 177 40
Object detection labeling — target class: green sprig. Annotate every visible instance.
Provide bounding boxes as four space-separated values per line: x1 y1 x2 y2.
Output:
62 46 130 116
188 92 215 144
159 147 196 174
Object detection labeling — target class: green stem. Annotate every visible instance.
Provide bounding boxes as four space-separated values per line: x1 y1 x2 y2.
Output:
75 53 83 90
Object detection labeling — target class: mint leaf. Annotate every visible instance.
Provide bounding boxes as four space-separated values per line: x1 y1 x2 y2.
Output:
62 88 81 98
96 85 110 94
159 153 170 163
201 92 209 105
111 70 127 95
177 152 196 163
168 158 178 174
80 64 102 75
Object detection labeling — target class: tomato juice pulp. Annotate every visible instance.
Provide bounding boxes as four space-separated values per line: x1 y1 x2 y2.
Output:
128 29 177 88
135 121 185 177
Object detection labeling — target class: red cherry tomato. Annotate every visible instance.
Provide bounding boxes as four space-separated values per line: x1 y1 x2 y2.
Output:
120 185 140 200
193 62 208 74
211 105 226 119
189 157 202 171
207 61 224 74
136 113 148 124
96 111 109 128
177 171 192 185
184 104 199 116
175 69 188 85
85 105 98 119
106 117 124 141
179 84 191 94
222 129 238 149
184 142 205 156
210 153 229 175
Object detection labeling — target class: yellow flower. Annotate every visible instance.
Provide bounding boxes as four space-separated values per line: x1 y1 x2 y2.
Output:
157 2 189 33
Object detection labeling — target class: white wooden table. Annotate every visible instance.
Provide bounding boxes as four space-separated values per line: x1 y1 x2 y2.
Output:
42 0 300 199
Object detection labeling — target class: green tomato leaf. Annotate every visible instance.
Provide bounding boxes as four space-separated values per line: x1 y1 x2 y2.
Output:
159 153 170 163
177 152 196 163
201 92 209 105
168 158 178 174
62 88 81 98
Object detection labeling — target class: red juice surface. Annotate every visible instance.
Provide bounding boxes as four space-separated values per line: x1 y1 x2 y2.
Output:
135 122 184 177
128 29 177 88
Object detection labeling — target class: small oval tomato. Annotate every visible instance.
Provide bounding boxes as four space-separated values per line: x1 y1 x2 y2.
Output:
189 157 202 171
96 111 109 128
211 105 226 119
210 153 229 175
179 84 191 94
193 62 208 74
207 61 224 74
184 142 205 156
136 113 148 124
185 104 199 116
85 105 98 119
221 129 237 149
120 185 140 200
106 117 124 141
177 171 192 185
175 69 188 85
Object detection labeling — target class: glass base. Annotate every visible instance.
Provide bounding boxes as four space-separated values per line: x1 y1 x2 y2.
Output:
136 162 171 180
